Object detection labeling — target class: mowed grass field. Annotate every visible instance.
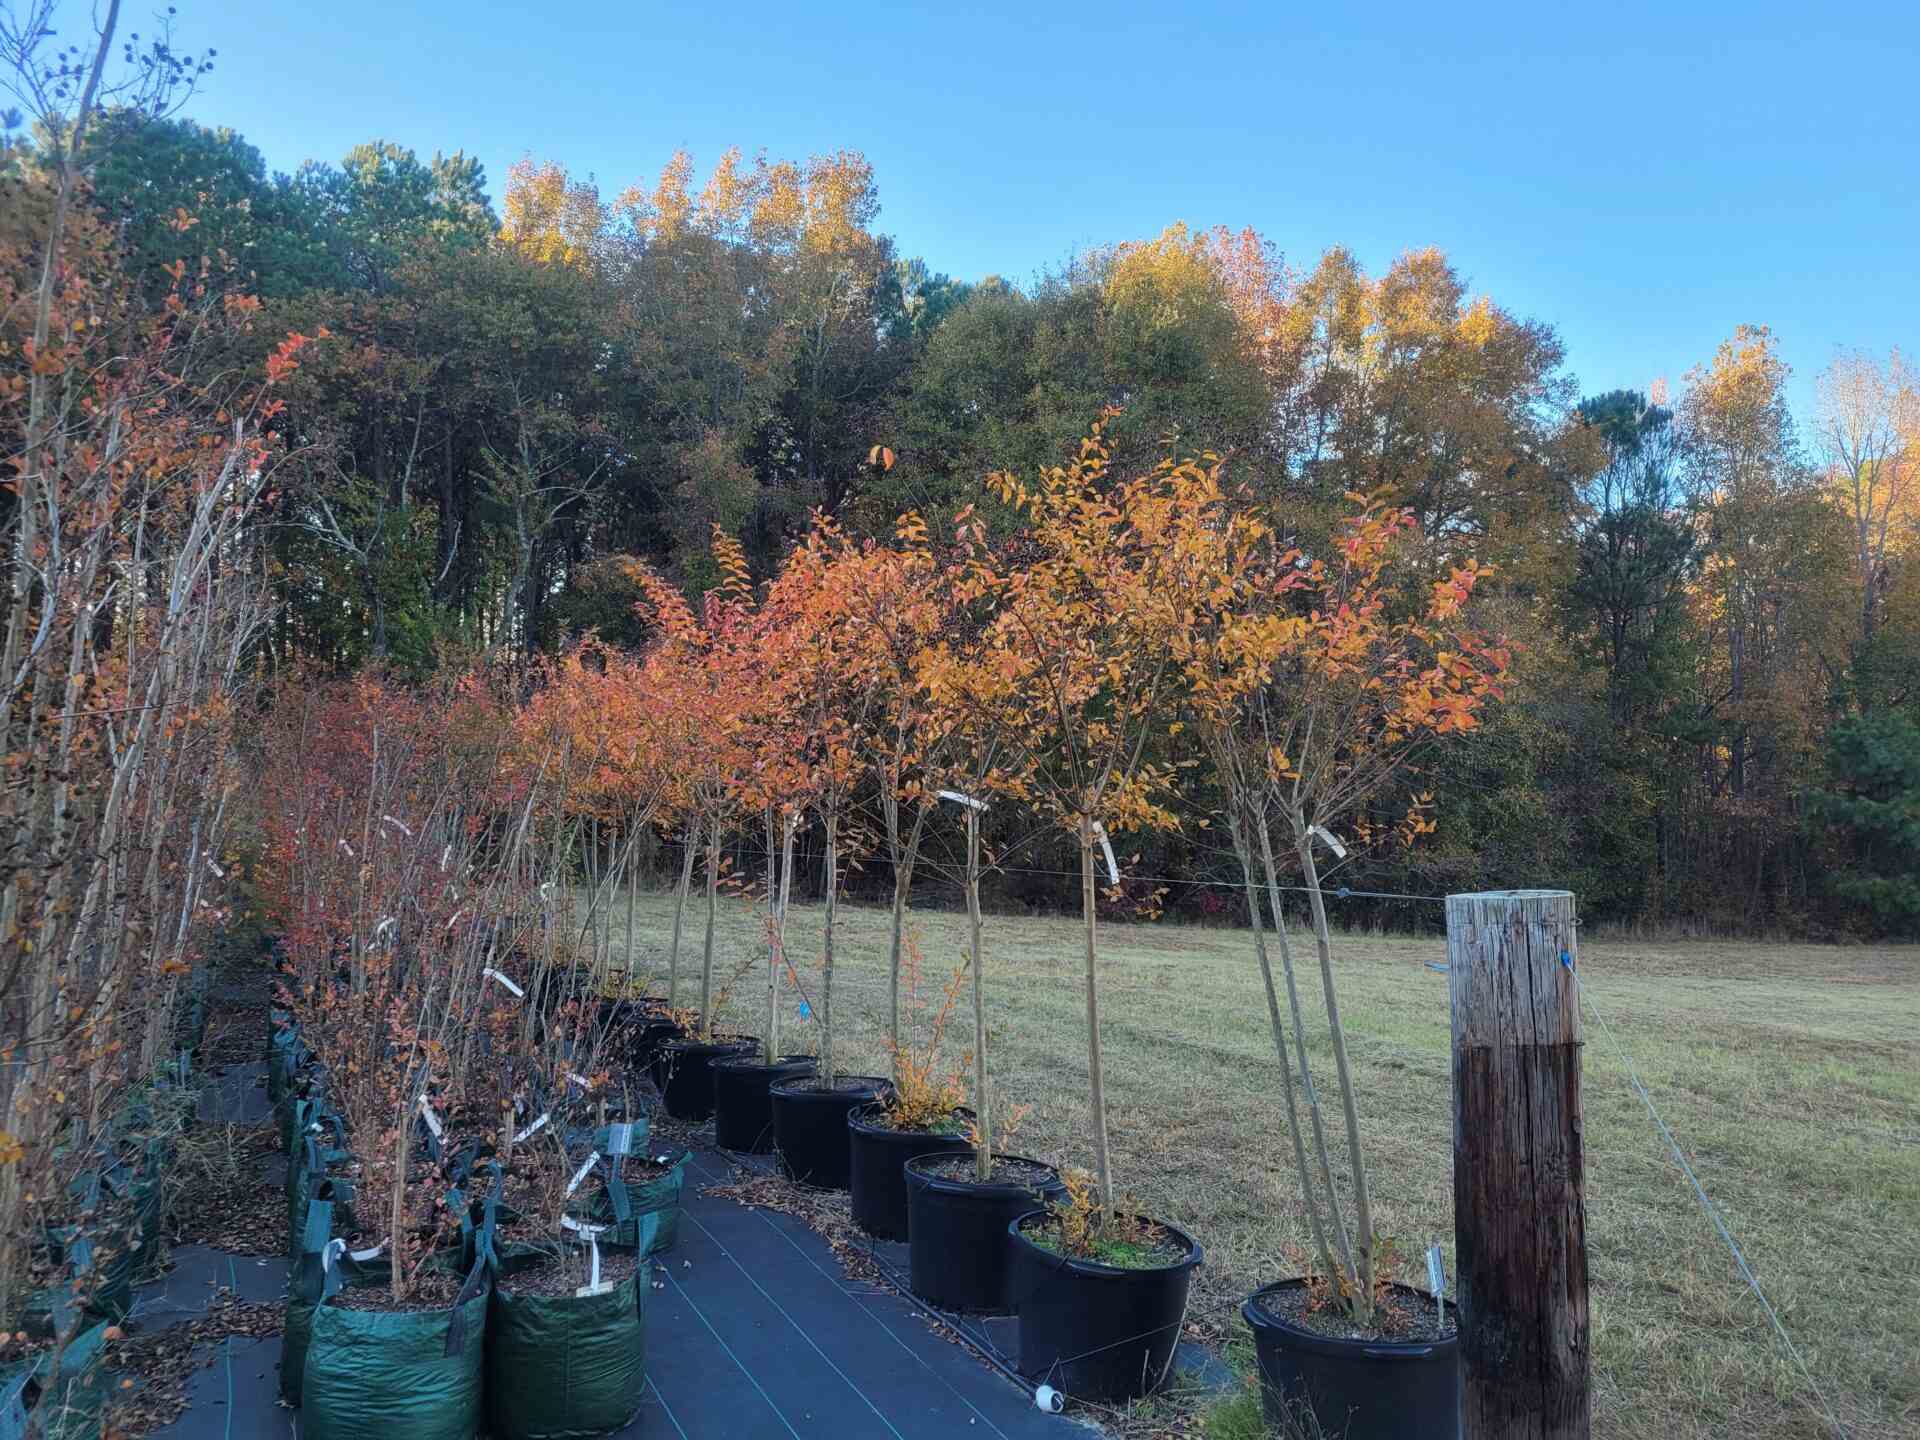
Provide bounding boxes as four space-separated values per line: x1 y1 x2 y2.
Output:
601 888 1918 1440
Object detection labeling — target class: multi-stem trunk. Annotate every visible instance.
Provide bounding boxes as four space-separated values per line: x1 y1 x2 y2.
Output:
699 818 720 1039
1294 815 1376 1322
1229 807 1336 1283
667 821 697 1007
1079 816 1115 1219
1256 816 1358 1293
819 812 839 1084
967 807 991 1183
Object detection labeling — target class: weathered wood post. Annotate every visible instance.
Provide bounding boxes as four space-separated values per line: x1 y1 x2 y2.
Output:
1447 889 1590 1439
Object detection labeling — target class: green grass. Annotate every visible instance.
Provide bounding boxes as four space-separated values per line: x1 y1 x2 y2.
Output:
602 887 1919 1440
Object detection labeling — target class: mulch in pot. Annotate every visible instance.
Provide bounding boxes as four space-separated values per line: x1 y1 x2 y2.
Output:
916 1154 1054 1187
1253 1279 1456 1343
498 1246 641 1298
1020 1213 1190 1270
328 1265 465 1313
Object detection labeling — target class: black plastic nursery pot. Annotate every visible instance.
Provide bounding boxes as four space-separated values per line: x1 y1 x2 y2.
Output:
902 1152 1065 1314
656 1034 759 1122
637 1018 690 1089
1007 1210 1203 1403
1242 1279 1459 1440
711 1054 816 1153
768 1075 891 1190
846 1104 973 1242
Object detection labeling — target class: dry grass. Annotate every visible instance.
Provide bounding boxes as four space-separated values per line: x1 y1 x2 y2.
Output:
607 888 1919 1440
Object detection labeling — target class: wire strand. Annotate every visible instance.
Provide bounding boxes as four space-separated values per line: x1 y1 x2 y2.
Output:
1563 954 1851 1440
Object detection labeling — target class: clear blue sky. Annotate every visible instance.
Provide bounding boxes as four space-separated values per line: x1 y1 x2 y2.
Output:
174 0 1916 427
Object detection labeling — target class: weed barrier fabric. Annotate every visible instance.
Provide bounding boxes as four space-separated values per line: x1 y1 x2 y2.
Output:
485 1256 647 1439
301 1281 489 1440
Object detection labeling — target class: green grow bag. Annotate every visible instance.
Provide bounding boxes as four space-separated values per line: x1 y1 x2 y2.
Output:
0 1320 111 1440
301 1276 489 1440
484 1245 648 1440
282 1197 389 1404
587 1149 688 1257
26 1231 134 1334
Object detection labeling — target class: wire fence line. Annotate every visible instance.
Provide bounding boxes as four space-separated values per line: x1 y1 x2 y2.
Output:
616 836 1860 1433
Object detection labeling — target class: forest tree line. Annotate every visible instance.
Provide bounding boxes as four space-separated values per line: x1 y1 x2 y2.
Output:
5 105 1918 936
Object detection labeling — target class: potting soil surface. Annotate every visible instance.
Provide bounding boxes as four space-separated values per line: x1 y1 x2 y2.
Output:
130 1058 1085 1438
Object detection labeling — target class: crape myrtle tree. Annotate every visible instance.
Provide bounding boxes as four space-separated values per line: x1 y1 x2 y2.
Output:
631 533 762 1033
1178 488 1511 1322
977 423 1188 1218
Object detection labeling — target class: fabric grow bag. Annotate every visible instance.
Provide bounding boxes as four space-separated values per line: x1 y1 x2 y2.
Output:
484 1248 648 1439
0 1320 110 1440
301 1276 489 1440
587 1148 689 1257
282 1194 392 1405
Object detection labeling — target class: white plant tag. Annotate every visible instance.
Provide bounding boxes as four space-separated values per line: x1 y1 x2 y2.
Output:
1427 1244 1446 1325
513 1112 550 1144
567 1071 590 1090
351 1242 385 1262
1092 822 1121 884
565 1151 601 1198
382 814 413 837
483 968 525 998
1310 824 1349 859
559 1215 607 1237
322 1238 346 1272
417 1096 443 1138
938 789 988 812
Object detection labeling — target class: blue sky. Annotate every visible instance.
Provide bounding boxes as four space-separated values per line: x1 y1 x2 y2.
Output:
173 0 1915 426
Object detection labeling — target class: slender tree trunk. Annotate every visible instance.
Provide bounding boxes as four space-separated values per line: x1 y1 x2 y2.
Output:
699 819 719 1038
820 812 839 1083
967 806 991 1182
623 825 637 985
764 807 779 1064
1295 817 1376 1322
1230 807 1335 1282
1256 817 1358 1290
667 821 697 1007
1079 817 1115 1218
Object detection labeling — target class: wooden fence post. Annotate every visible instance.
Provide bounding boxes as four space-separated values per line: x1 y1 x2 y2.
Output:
1447 889 1590 1439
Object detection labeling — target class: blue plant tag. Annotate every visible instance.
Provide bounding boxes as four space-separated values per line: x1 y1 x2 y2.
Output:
797 1001 811 1019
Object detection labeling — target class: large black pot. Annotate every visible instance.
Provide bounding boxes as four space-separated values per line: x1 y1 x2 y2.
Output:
1007 1210 1202 1402
902 1153 1064 1315
1243 1279 1459 1440
711 1055 816 1153
636 1018 689 1089
846 1105 973 1242
767 1076 890 1189
655 1035 758 1122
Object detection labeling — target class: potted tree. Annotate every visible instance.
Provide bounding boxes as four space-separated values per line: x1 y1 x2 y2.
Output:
895 507 1062 1314
1178 492 1510 1438
979 432 1204 1398
762 521 892 1189
634 536 763 1120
